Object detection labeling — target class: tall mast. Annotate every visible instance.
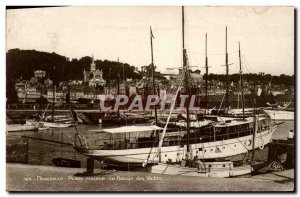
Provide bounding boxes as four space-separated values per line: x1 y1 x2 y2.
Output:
182 6 191 155
252 84 257 160
108 67 111 95
205 33 208 113
52 66 55 122
239 42 245 119
120 58 127 110
117 58 120 95
117 74 120 95
150 26 158 125
122 59 126 96
225 26 229 109
182 7 185 51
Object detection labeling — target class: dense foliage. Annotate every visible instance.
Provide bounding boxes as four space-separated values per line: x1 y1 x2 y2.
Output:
6 48 142 82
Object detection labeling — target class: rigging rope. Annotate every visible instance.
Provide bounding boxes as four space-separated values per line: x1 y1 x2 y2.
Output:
143 74 185 167
218 94 225 113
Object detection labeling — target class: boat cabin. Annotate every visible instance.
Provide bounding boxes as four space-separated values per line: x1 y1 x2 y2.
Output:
84 115 271 151
88 125 163 150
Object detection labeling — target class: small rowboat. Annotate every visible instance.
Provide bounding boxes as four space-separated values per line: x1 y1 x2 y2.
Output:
52 157 81 168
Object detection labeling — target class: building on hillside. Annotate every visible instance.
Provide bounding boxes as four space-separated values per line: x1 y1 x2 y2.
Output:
83 55 106 87
69 80 83 86
15 70 48 103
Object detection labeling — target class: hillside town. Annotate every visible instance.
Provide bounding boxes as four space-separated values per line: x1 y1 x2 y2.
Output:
12 53 293 107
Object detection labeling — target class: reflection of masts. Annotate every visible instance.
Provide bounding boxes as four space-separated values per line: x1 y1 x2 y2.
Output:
225 26 229 108
239 42 245 119
150 26 158 125
182 6 191 156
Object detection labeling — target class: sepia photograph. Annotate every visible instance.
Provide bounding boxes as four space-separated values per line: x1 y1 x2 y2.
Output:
5 6 295 192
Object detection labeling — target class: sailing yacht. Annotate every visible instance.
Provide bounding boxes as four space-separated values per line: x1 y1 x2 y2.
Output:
26 84 73 128
72 7 277 170
73 115 276 165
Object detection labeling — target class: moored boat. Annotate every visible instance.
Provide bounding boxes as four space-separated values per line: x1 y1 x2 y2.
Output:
264 109 294 121
6 124 38 132
73 115 276 167
149 161 252 177
52 157 81 168
25 119 72 129
42 121 73 128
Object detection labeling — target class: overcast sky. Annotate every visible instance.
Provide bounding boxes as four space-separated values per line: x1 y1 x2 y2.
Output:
6 6 294 75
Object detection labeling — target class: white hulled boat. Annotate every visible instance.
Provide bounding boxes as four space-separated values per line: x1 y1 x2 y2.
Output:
149 161 252 177
264 109 294 121
73 115 276 167
6 124 39 132
264 101 294 121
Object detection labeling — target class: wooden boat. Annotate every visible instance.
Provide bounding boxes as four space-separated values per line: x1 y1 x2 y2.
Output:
45 115 73 123
6 124 38 132
38 84 74 128
26 119 72 129
42 121 73 128
74 110 154 125
264 109 294 120
38 126 50 131
76 111 105 124
99 113 153 125
52 157 81 168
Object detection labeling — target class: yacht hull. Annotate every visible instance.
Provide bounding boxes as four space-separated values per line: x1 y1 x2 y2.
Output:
149 162 252 177
42 122 73 128
74 125 276 166
264 110 294 120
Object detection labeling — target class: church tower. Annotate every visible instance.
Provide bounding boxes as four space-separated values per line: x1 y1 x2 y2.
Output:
91 54 96 72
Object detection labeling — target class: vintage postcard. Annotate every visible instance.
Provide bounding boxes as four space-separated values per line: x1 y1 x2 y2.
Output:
6 6 295 192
